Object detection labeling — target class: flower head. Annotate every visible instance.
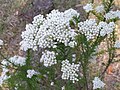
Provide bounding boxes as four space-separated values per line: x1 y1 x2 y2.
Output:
92 77 105 89
61 59 80 83
20 9 79 51
83 3 93 12
27 69 38 78
0 66 10 86
105 10 120 20
114 40 120 48
78 19 99 40
95 4 104 13
40 50 57 67
98 22 115 36
9 55 26 66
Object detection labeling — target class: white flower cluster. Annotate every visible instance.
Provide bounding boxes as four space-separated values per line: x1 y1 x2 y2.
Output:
27 69 38 78
78 19 99 40
105 10 120 20
114 40 120 48
9 55 26 66
20 9 79 51
61 59 80 83
98 21 115 36
83 3 93 12
95 4 105 13
92 77 105 89
20 24 39 51
0 60 11 86
40 50 57 67
0 68 10 86
0 55 26 86
78 19 115 40
1 55 26 67
83 3 105 13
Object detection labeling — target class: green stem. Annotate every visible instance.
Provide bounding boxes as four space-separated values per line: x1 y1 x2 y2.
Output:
82 62 89 90
25 49 35 90
106 0 114 13
80 39 89 90
26 49 31 65
101 31 116 77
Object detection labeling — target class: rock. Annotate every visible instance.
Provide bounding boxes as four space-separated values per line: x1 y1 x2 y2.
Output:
32 0 54 14
53 0 87 21
53 0 81 11
19 0 54 23
74 4 87 21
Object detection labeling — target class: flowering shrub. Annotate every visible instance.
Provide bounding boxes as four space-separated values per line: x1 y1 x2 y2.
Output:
0 0 120 90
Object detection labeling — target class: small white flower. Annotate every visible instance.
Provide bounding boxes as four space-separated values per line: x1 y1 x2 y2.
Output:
27 69 38 78
98 21 115 36
114 40 120 48
105 10 120 20
83 3 93 12
20 41 31 51
68 41 77 48
14 87 18 90
40 50 57 67
78 19 99 40
20 24 39 51
115 10 120 18
61 59 80 83
105 11 116 20
64 8 80 19
0 67 10 86
92 77 105 89
9 55 26 66
95 4 104 13
50 82 54 86
61 86 65 90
